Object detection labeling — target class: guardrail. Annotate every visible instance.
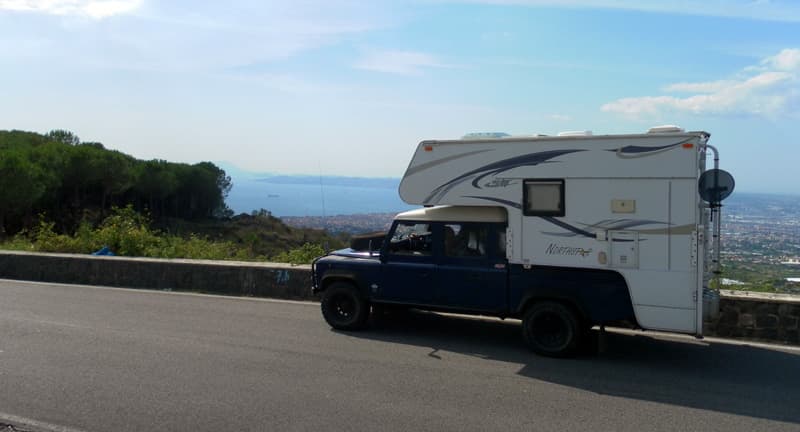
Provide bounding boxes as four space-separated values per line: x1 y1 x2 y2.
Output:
1 250 797 346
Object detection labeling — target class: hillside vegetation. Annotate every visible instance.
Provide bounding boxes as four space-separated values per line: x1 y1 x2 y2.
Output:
0 129 231 234
0 129 344 262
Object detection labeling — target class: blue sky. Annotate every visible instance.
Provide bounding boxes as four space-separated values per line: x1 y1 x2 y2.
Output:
1 0 799 194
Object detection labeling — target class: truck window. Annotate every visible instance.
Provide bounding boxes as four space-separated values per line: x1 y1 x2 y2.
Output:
443 224 487 258
523 179 565 216
388 222 432 256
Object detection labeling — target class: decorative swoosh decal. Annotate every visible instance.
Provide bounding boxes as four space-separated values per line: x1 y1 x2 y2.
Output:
404 149 493 177
423 149 585 203
540 217 595 238
576 219 668 230
605 141 685 159
462 196 522 209
541 218 694 238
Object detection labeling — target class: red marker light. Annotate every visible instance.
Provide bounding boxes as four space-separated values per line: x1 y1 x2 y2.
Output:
682 143 694 149
424 145 433 152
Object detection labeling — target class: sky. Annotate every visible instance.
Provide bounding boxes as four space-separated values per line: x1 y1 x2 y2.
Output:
1 0 799 194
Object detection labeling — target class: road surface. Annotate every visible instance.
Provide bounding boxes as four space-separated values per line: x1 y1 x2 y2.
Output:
1 279 799 432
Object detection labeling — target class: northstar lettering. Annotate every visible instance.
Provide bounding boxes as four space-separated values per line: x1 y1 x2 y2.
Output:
545 243 592 257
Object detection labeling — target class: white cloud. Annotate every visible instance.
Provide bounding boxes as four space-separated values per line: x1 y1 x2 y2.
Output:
0 0 141 18
549 114 571 121
763 48 800 71
354 50 452 76
663 80 736 93
0 1 396 73
461 0 800 22
602 48 800 118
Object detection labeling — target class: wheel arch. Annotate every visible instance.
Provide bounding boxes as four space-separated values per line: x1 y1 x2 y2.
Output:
512 266 637 327
517 295 589 326
320 273 368 297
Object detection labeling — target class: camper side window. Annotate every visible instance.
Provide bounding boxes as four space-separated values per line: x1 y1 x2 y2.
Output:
523 179 564 216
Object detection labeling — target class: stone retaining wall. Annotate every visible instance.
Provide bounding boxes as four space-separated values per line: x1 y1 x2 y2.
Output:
1 250 798 346
704 290 799 345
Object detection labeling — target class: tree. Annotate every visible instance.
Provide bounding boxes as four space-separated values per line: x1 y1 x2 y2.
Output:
46 129 80 146
195 162 233 218
97 151 135 211
0 149 46 235
133 160 179 218
61 144 105 208
168 162 232 219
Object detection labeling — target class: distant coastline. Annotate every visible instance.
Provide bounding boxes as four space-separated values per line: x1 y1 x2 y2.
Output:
256 175 399 189
226 173 412 217
221 165 800 219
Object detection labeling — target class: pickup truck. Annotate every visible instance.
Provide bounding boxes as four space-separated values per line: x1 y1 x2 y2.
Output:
311 205 636 357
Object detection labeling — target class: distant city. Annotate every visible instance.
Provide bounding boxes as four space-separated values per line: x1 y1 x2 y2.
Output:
281 213 397 235
723 192 800 264
719 193 800 292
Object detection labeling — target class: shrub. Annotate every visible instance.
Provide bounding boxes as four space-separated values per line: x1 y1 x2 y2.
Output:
32 219 82 253
0 207 332 265
93 206 162 256
272 243 326 265
0 231 35 251
149 234 239 260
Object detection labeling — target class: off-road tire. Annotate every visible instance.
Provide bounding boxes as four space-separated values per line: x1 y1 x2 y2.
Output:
321 282 369 330
522 301 582 357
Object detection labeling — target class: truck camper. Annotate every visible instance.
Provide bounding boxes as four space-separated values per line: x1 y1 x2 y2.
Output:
312 126 734 357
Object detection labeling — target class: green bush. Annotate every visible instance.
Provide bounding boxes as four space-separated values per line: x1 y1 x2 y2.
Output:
33 219 84 253
1 232 36 251
0 207 330 264
272 243 326 265
92 206 161 256
148 234 240 261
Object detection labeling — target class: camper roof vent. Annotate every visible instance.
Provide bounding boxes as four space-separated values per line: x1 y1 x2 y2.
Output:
647 125 685 133
557 130 593 137
462 132 511 140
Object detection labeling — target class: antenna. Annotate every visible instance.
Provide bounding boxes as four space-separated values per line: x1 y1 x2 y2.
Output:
318 161 327 231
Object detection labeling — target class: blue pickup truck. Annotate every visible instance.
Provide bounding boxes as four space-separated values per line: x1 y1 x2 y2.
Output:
311 205 635 357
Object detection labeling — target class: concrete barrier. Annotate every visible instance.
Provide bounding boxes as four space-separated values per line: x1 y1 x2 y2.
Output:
0 250 314 300
1 250 798 346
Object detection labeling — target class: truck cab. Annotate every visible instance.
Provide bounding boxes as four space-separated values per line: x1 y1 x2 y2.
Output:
312 205 508 311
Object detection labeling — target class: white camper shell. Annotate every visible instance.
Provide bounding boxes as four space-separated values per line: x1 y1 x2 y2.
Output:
399 130 719 336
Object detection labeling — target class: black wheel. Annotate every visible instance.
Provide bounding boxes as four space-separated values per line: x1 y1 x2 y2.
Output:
522 301 582 357
321 282 369 330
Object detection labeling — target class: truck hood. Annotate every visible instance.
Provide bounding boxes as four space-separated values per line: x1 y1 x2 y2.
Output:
328 248 381 260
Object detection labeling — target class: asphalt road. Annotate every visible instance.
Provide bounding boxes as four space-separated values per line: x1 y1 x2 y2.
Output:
2 279 799 432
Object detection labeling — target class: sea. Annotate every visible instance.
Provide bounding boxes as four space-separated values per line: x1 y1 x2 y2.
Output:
226 173 800 220
226 175 414 217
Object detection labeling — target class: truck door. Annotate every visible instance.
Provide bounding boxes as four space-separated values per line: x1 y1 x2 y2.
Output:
434 223 507 312
377 221 436 304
